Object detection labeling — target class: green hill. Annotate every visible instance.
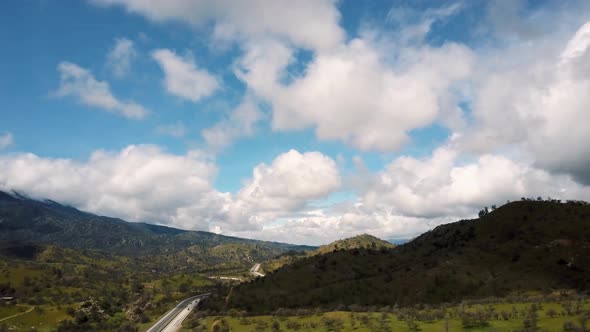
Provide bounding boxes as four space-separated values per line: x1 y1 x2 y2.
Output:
262 234 394 273
224 200 590 313
315 234 395 255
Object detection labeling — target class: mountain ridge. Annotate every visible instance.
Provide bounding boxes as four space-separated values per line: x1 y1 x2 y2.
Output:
0 190 314 257
223 200 590 312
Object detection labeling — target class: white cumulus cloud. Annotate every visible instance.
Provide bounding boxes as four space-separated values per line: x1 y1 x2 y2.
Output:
90 0 343 50
55 62 148 119
362 148 590 219
201 96 263 149
0 145 222 230
151 49 219 102
238 149 341 211
212 149 342 234
106 37 137 78
460 20 590 185
237 37 474 151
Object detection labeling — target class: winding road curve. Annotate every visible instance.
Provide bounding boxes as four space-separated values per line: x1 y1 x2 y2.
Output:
250 263 265 277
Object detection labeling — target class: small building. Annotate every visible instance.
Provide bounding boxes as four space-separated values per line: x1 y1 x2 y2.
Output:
1 296 15 304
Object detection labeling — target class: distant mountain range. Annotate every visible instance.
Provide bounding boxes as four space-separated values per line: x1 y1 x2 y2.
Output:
225 200 590 312
0 190 314 266
387 238 409 245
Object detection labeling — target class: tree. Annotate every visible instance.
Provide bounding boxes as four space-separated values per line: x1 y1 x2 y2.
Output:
563 321 576 331
522 304 538 331
406 318 419 331
271 320 281 331
117 323 138 332
255 320 268 332
286 320 301 330
579 313 589 332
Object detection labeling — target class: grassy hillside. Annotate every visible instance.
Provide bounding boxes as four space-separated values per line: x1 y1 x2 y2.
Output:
147 242 306 276
0 243 220 331
189 297 590 332
224 200 590 313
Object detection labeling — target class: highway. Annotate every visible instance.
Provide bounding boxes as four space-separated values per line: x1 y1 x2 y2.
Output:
208 276 243 282
207 263 264 283
250 263 265 277
146 293 210 332
147 264 263 332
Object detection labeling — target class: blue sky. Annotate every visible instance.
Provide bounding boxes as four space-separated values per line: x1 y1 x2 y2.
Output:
1 0 590 244
1 0 457 191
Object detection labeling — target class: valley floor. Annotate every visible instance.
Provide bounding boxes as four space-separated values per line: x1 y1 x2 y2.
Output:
0 305 68 331
183 298 590 332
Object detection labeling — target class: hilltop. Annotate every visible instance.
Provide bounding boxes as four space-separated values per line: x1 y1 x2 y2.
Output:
262 234 394 273
315 234 395 255
224 200 590 312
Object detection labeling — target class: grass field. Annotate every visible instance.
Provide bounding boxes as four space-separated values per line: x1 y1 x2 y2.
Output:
186 299 590 332
0 304 30 320
0 265 43 287
0 305 68 331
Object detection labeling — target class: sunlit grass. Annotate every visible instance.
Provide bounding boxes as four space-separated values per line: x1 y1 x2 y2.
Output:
187 300 590 332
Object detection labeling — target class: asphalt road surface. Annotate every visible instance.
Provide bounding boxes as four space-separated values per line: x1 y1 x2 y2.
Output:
250 263 265 277
146 293 210 332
